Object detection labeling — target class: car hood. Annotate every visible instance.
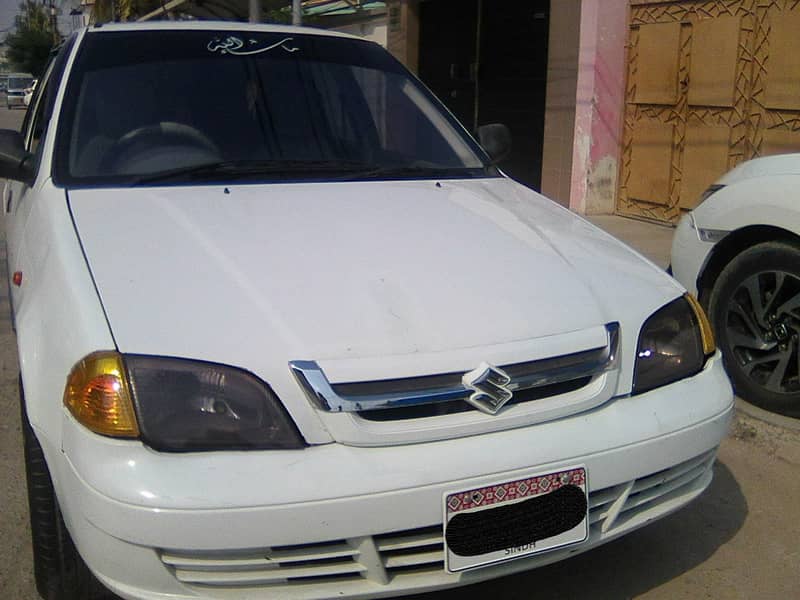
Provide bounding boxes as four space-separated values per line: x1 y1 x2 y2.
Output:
68 178 681 386
717 153 800 184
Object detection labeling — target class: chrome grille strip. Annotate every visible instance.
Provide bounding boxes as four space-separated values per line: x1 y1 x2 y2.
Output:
290 323 619 413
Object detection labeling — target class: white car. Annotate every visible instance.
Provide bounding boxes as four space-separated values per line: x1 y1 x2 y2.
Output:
5 72 34 109
672 154 800 418
2 22 732 600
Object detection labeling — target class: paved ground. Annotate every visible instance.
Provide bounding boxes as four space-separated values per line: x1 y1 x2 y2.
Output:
0 103 797 599
586 214 674 269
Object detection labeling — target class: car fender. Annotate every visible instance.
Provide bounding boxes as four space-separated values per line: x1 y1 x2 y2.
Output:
14 180 115 482
692 174 800 237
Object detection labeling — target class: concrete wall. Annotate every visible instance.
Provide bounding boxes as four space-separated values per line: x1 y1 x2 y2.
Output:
569 0 628 214
540 0 582 207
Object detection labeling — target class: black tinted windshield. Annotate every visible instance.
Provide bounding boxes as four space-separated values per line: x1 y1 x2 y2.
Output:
55 29 491 186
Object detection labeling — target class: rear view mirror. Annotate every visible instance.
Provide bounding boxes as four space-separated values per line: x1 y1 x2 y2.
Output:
0 129 34 185
477 123 512 165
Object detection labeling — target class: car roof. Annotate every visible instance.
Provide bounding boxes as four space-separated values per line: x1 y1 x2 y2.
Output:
82 20 361 41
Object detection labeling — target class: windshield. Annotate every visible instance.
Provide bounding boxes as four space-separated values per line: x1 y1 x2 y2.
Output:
8 76 33 90
55 30 492 186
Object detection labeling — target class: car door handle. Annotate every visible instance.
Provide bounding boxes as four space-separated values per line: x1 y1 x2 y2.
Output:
5 190 12 213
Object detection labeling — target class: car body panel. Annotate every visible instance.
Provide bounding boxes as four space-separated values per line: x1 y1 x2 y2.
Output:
11 181 117 474
69 180 606 367
692 175 800 235
716 153 800 183
69 178 680 376
671 214 706 297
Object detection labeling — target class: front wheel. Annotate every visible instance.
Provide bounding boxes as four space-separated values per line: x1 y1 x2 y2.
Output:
708 241 800 417
19 377 117 599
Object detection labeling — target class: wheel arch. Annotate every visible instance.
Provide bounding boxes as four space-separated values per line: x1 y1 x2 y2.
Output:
697 225 800 305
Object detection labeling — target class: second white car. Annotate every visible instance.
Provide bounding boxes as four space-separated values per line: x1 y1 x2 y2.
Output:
672 153 800 417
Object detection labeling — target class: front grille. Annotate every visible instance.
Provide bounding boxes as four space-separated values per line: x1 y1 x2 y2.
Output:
159 449 716 594
358 377 592 420
290 323 619 417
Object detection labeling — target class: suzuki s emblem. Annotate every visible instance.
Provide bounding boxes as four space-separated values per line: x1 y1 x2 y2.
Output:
462 362 513 415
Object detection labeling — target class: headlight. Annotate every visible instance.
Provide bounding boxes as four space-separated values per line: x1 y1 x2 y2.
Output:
65 353 305 451
632 294 715 395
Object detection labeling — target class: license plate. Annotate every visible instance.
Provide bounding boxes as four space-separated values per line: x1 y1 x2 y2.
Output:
443 466 588 572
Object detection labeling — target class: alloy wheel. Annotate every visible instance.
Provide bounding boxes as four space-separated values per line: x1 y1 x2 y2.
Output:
724 270 800 394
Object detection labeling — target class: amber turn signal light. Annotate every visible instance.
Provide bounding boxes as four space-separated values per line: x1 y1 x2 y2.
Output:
64 351 140 438
685 293 716 356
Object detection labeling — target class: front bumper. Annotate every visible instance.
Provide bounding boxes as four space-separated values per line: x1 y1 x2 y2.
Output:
670 213 716 296
6 93 25 107
55 355 733 600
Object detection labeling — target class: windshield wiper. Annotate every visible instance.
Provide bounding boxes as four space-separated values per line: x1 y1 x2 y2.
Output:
128 159 373 185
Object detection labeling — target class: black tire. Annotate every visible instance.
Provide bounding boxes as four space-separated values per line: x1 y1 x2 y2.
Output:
708 241 800 417
19 377 118 600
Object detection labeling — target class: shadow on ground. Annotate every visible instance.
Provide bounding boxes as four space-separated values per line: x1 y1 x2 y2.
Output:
412 460 746 599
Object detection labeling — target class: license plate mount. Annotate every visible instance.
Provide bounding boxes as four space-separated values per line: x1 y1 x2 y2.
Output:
443 466 588 572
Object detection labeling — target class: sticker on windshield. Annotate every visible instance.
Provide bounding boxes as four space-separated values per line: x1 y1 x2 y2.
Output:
207 36 299 56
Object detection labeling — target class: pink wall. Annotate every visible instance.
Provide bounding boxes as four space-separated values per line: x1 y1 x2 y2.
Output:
569 0 628 214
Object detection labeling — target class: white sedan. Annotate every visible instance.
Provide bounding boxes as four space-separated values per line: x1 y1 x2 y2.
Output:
672 154 800 418
2 21 731 600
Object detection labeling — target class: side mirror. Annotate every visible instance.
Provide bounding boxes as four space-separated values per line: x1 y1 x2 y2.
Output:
0 130 34 185
477 123 512 165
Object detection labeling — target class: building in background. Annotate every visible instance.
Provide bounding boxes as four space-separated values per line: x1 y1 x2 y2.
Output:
303 1 386 44
616 0 800 223
386 1 800 224
385 0 623 212
67 0 93 31
61 0 800 224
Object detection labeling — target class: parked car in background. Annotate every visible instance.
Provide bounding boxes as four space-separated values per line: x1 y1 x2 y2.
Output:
23 79 38 107
672 153 800 418
1 22 732 600
6 72 34 109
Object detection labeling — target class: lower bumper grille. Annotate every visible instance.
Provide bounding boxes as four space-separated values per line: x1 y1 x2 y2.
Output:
159 449 716 593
